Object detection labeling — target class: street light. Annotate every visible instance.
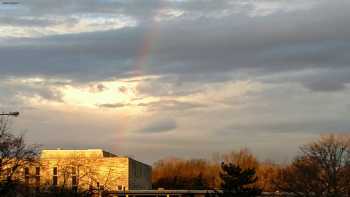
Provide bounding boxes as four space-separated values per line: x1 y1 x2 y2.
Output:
0 112 20 117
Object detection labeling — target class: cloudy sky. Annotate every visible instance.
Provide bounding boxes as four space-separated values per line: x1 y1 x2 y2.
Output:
1 0 350 164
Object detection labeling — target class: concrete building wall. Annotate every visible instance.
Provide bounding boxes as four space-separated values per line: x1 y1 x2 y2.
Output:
38 157 130 191
22 149 152 192
129 158 152 190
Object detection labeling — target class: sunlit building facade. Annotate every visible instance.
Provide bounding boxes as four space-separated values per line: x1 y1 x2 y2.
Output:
23 149 152 191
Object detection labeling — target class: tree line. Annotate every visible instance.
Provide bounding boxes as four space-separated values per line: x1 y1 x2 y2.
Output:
152 134 350 196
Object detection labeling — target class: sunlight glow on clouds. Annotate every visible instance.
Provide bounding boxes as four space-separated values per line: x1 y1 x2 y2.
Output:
154 9 184 21
9 76 162 115
7 75 263 119
62 82 136 108
0 14 137 38
247 0 317 17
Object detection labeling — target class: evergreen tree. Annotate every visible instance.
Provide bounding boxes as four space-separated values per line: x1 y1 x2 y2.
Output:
219 162 261 197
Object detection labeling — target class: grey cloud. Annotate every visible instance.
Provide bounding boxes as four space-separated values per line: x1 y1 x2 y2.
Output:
97 84 106 91
222 119 350 135
304 79 347 92
89 84 107 93
136 76 203 97
138 100 206 112
34 88 63 102
118 86 127 93
302 69 350 92
0 26 146 81
260 67 350 92
0 79 65 104
137 118 177 133
10 0 237 20
97 103 127 108
0 84 22 108
0 16 60 27
1 0 350 92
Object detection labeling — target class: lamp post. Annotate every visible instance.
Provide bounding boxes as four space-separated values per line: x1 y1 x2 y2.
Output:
0 112 20 117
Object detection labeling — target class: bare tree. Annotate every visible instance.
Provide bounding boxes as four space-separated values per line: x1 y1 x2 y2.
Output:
0 116 38 195
275 134 350 197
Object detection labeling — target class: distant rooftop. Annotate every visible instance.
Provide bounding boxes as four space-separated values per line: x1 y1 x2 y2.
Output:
40 149 117 159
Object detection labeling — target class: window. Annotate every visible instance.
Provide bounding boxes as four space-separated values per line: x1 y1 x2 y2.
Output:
71 167 78 191
35 167 40 176
35 167 40 187
72 176 77 186
136 165 142 177
136 165 138 177
53 167 57 175
52 167 58 186
72 167 76 175
24 167 29 175
24 167 30 184
53 176 58 186
72 167 78 186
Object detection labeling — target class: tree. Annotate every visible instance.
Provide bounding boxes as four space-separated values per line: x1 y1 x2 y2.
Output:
222 148 259 170
255 161 280 192
0 115 38 196
275 134 350 197
152 158 214 189
152 149 268 190
219 162 262 197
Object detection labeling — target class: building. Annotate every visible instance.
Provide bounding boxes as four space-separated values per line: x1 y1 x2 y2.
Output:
24 149 151 192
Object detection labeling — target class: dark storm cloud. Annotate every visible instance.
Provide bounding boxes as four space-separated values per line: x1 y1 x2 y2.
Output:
1 0 350 91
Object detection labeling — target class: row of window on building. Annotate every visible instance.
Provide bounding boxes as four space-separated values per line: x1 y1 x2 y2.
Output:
24 167 78 188
24 167 40 186
23 167 125 191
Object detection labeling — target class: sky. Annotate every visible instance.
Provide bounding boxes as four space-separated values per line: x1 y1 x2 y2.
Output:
1 0 350 164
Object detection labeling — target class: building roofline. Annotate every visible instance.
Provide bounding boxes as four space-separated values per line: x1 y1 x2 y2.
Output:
39 149 151 166
40 149 117 158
